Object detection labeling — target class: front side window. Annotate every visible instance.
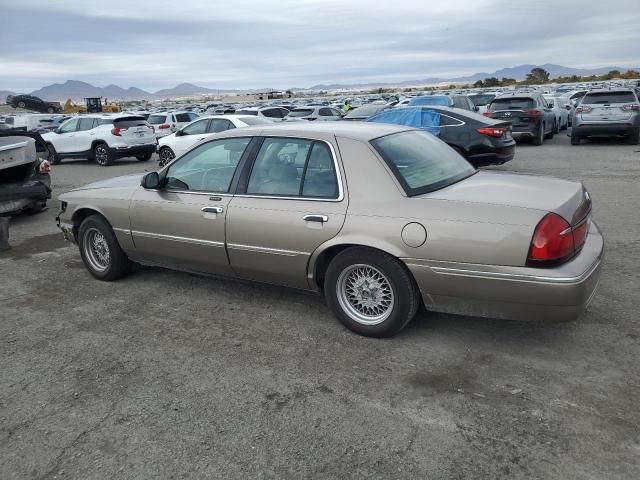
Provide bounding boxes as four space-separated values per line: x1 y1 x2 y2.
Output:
246 138 338 198
181 119 208 135
371 130 475 196
165 137 250 192
59 118 79 133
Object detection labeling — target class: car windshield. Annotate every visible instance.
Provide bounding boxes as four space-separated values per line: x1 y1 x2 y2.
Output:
238 117 272 125
371 130 476 196
489 98 535 110
235 110 258 116
147 114 167 124
287 109 314 117
582 92 637 104
469 94 495 106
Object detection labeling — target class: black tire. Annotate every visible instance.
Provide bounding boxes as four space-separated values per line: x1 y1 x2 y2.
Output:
47 107 55 113
553 119 560 134
158 147 175 166
626 129 639 145
324 247 420 337
17 101 26 109
545 122 555 139
570 133 581 145
93 143 114 166
78 215 131 281
532 124 544 145
47 143 61 165
136 152 153 162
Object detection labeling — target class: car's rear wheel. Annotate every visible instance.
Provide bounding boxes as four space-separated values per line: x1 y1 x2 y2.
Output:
158 147 175 166
553 119 559 134
47 143 61 165
627 128 639 145
545 122 555 139
78 215 131 281
325 247 420 337
136 152 153 162
93 143 114 166
47 107 55 113
570 133 581 145
532 124 544 145
17 101 26 109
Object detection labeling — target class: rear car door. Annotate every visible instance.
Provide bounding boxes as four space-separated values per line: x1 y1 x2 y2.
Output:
226 136 347 289
129 137 253 274
75 117 97 152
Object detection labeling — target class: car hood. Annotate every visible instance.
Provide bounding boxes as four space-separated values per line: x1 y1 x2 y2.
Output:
68 173 145 192
423 171 589 224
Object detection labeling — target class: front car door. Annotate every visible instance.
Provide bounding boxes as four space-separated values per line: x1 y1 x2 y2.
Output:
226 135 348 289
53 117 80 153
128 137 254 275
171 118 210 157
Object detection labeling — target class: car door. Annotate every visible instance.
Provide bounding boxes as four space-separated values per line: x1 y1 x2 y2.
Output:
226 136 347 289
52 117 80 153
172 118 210 157
129 136 254 275
74 117 97 153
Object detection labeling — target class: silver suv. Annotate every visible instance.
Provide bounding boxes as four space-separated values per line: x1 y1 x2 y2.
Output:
571 88 640 145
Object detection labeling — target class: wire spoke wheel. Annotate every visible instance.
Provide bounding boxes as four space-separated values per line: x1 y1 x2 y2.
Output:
336 264 394 325
83 227 111 272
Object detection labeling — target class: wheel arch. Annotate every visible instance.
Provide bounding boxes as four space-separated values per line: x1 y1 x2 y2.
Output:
70 207 111 241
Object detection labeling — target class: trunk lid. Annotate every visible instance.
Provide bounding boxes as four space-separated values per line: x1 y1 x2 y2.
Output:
424 171 590 225
119 124 155 146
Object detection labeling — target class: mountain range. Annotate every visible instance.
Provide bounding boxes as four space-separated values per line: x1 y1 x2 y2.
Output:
3 64 637 101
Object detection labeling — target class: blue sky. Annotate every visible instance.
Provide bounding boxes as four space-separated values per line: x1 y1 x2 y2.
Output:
1 0 639 91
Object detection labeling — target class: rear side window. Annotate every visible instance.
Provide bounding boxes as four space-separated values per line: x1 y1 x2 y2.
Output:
261 109 280 118
287 109 314 118
582 92 637 104
78 118 96 131
147 115 167 125
209 119 234 133
175 113 194 122
489 98 535 111
469 94 495 106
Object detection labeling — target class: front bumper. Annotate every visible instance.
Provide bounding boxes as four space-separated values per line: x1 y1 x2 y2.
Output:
403 221 604 323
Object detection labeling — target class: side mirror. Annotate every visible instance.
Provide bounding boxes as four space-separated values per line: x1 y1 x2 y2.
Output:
170 126 177 132
474 106 480 112
175 129 183 137
54 128 61 134
141 171 161 189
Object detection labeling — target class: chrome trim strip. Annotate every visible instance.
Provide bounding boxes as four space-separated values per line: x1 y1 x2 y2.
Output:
112 227 129 234
429 260 601 285
227 243 308 257
131 230 224 247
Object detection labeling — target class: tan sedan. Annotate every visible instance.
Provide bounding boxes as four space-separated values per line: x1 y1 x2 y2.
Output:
56 123 603 337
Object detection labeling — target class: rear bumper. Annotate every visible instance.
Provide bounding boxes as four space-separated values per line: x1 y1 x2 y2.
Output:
468 144 515 166
572 123 638 137
0 174 51 215
110 144 156 159
403 221 604 323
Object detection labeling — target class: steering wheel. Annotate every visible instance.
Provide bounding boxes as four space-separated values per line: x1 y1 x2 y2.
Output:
201 169 225 192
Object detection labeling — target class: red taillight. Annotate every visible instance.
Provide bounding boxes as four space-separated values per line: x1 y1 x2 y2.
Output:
576 105 592 114
38 159 51 174
482 111 493 117
158 124 170 129
622 104 640 111
476 126 508 138
111 127 126 136
527 213 590 267
523 109 542 117
528 213 573 266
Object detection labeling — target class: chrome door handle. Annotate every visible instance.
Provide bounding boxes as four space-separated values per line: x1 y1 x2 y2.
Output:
202 206 223 213
303 214 328 223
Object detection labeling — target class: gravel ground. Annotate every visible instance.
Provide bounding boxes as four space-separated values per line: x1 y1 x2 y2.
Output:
1 132 639 479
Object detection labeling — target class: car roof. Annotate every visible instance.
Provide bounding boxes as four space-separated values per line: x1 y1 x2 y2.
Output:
585 88 635 94
219 121 411 141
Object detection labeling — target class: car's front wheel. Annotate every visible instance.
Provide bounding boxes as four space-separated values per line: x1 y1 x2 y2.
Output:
17 101 26 109
627 128 639 145
93 143 114 166
570 133 581 145
47 143 61 165
158 147 175 166
78 215 131 281
325 247 420 337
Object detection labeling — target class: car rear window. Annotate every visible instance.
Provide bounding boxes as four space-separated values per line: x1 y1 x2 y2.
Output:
489 98 535 110
235 110 258 116
147 114 167 124
287 109 314 117
113 116 148 128
175 113 196 122
371 130 476 196
582 92 637 104
469 94 495 106
238 117 272 125
408 96 452 107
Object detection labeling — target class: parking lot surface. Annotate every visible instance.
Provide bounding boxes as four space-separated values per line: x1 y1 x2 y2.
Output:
1 133 639 479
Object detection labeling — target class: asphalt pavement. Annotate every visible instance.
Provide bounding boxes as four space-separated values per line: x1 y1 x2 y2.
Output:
1 132 639 479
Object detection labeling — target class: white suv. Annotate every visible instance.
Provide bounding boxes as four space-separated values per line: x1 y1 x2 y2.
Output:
146 111 199 139
41 114 156 166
